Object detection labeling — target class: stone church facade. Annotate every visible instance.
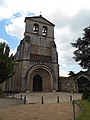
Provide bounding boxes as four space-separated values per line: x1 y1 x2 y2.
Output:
0 15 90 93
1 15 59 92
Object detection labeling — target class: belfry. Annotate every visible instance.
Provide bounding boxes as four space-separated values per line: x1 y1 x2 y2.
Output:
3 15 59 92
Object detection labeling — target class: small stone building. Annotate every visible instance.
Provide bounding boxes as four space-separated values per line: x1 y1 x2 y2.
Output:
1 15 59 92
59 70 90 93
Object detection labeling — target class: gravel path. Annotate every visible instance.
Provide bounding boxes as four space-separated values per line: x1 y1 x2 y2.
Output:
0 92 82 108
0 98 23 109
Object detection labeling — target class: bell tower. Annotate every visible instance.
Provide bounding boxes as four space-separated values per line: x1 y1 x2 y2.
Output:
14 15 59 92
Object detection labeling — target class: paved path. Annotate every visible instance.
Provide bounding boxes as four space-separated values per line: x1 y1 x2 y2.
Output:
0 98 23 109
14 92 82 104
0 92 82 120
0 92 82 109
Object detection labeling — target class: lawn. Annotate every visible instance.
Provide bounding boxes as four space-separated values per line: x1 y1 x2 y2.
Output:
76 100 90 120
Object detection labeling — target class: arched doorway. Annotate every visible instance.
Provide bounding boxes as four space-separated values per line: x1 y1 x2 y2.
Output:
33 75 42 91
27 65 54 92
77 76 90 93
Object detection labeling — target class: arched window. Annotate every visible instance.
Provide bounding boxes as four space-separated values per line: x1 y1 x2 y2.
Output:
33 24 39 33
42 26 48 35
77 76 90 93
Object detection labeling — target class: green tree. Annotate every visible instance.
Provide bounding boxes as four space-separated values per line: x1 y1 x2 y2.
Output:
68 71 75 77
71 26 90 70
0 42 15 84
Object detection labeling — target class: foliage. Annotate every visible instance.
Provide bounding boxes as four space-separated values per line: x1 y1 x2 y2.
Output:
71 26 90 70
0 42 15 84
82 88 90 100
76 100 90 120
68 71 76 77
88 96 90 102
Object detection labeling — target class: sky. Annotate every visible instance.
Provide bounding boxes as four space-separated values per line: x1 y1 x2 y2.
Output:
0 0 90 76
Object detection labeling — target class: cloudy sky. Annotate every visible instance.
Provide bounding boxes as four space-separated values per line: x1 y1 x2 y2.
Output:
0 0 90 76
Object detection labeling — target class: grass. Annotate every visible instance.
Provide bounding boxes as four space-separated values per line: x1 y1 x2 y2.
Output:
76 100 90 120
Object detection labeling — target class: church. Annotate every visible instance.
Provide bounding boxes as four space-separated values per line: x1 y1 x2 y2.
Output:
0 15 90 93
1 15 59 92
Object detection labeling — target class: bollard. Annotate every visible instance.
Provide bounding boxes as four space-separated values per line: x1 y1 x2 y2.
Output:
20 94 22 99
2 92 4 98
7 91 8 96
70 95 72 102
72 100 75 120
12 92 14 98
57 96 59 103
41 96 44 104
24 95 26 104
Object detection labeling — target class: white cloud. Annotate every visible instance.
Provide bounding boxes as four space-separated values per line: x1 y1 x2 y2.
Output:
60 69 69 77
0 0 90 21
10 47 17 55
52 8 90 76
0 38 8 43
1 0 90 76
0 38 16 55
5 16 25 39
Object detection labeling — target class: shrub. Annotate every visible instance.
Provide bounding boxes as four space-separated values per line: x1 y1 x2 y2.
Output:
88 95 90 102
82 88 89 100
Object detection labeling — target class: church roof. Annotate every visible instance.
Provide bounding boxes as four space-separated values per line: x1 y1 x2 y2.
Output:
25 15 55 26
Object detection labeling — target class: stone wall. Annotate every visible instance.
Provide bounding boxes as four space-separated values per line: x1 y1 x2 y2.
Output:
59 77 76 92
